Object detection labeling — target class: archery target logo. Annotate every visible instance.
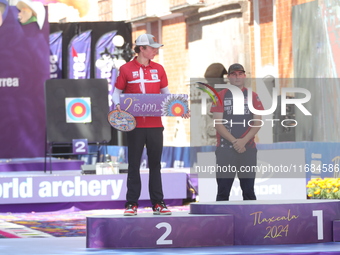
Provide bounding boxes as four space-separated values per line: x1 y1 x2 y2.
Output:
161 95 189 116
65 98 92 123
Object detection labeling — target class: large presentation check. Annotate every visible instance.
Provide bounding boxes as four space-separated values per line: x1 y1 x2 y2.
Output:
118 94 189 117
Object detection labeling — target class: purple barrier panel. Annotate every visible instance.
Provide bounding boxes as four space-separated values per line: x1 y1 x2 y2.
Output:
190 200 340 245
0 172 187 204
86 212 233 248
119 94 189 116
333 220 340 242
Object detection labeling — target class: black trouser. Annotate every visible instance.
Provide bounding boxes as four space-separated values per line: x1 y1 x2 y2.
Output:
126 127 164 206
215 146 257 201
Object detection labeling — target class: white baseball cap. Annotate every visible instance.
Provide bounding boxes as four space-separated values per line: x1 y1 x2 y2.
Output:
135 34 163 48
17 0 45 30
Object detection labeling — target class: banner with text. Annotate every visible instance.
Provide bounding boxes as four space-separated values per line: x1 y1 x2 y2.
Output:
68 30 92 79
95 30 118 110
0 173 187 204
0 5 49 158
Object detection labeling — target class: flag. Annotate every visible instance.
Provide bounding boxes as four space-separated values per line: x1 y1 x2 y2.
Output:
49 31 62 79
68 30 91 79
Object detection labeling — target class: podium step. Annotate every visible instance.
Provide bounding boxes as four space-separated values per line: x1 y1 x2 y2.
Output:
86 212 233 248
190 199 340 245
333 220 340 242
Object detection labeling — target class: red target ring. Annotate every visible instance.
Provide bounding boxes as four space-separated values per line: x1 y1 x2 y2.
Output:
171 103 184 116
71 102 86 118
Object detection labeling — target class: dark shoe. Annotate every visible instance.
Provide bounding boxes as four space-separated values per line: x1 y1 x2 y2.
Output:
152 202 172 215
124 203 138 216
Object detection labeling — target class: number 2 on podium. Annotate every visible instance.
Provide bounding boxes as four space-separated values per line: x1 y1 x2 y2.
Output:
156 222 173 245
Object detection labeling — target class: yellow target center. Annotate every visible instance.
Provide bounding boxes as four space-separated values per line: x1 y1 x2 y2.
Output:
74 106 83 115
174 107 182 114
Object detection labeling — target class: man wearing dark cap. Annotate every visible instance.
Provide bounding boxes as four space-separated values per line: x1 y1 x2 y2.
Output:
210 63 264 201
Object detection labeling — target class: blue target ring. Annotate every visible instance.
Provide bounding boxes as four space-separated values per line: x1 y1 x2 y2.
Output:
66 98 91 122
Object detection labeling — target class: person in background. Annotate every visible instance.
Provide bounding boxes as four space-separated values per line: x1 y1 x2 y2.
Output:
16 0 45 29
113 33 189 216
0 0 8 27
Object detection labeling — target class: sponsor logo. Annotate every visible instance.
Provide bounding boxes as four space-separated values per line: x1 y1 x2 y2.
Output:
132 71 139 78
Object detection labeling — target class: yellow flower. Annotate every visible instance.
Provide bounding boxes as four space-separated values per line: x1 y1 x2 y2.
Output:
307 178 340 199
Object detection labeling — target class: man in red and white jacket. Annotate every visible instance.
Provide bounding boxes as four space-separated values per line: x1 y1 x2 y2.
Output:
113 34 189 216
